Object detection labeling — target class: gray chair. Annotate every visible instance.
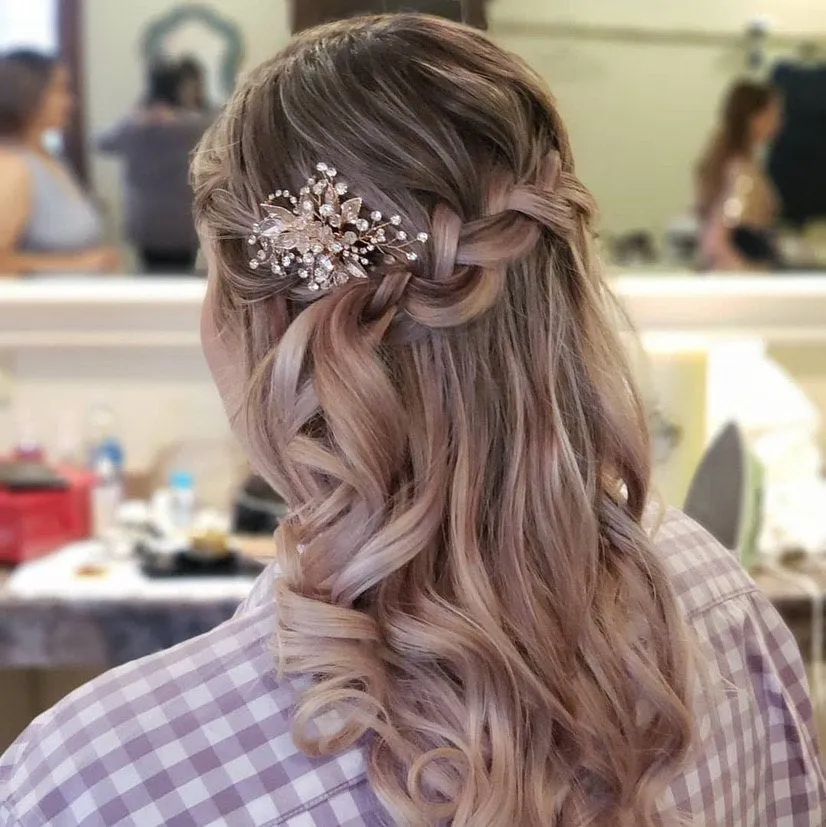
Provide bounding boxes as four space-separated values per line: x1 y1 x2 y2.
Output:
683 422 752 554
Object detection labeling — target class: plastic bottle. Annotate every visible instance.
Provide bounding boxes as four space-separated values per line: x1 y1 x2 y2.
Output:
85 400 125 473
92 455 122 539
168 470 196 530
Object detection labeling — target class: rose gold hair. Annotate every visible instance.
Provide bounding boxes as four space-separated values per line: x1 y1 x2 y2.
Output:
193 15 694 825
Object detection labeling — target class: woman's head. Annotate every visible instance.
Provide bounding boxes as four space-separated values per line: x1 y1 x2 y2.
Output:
0 51 71 139
145 60 183 108
696 79 781 214
194 14 693 825
176 56 206 110
721 79 782 149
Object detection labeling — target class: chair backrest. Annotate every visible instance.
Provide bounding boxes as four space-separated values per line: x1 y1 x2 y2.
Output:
683 422 748 553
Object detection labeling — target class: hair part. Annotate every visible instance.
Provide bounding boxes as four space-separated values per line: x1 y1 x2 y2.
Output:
193 14 696 825
0 50 58 138
696 79 777 215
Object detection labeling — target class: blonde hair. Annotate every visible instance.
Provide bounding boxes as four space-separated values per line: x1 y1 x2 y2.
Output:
193 15 694 825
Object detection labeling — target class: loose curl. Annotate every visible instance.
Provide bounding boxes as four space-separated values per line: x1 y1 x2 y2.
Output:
193 14 695 826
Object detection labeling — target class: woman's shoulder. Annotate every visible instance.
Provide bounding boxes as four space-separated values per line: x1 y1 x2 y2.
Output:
0 566 371 825
650 507 760 619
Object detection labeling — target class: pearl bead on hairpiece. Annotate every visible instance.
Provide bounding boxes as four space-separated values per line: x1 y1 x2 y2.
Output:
247 162 429 292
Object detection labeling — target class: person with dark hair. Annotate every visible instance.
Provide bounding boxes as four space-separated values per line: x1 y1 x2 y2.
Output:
0 50 119 275
695 80 784 270
175 56 209 112
145 59 183 108
97 59 211 274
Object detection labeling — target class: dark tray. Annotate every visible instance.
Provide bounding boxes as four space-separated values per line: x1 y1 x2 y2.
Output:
139 547 266 579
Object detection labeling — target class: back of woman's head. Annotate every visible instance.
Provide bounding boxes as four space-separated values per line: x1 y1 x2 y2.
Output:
0 50 57 138
696 79 777 214
193 14 694 825
145 59 182 107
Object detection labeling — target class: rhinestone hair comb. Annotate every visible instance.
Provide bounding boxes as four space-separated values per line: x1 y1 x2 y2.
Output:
247 162 429 292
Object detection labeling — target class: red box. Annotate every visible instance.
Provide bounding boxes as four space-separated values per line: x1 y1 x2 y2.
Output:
0 467 94 565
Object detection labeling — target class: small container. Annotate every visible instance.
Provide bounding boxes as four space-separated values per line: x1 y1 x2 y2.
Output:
92 455 122 539
168 470 196 530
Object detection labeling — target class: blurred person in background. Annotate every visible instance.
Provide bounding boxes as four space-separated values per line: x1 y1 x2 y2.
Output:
97 59 211 274
0 50 119 275
176 55 210 113
695 80 784 271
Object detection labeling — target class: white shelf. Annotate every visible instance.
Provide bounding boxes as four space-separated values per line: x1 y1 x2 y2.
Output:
1 273 826 349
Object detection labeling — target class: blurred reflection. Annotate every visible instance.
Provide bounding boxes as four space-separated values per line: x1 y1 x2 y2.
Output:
176 56 210 113
695 81 784 271
96 59 211 274
0 50 119 275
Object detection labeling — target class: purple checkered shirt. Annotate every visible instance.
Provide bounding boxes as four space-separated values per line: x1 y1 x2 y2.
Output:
1 509 825 825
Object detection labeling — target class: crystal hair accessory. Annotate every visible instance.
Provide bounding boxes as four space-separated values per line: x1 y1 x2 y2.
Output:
247 162 429 292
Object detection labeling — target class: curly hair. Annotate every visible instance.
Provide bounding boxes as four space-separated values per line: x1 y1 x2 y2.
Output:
192 14 695 825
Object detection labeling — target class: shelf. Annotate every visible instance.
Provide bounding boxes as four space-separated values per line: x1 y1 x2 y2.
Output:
1 274 826 350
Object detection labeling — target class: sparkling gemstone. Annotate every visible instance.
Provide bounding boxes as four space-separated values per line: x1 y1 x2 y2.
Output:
268 193 275 200
390 215 402 226
397 231 407 241
290 197 298 204
366 244 375 251
356 219 369 231
370 211 382 221
319 203 334 217
407 252 418 261
303 253 314 264
298 268 309 279
335 182 348 195
329 215 342 228
248 236 256 245
312 244 324 254
300 186 309 196
257 250 266 260
343 231 357 245
313 182 325 195
331 242 343 253
252 223 260 233
282 256 291 266
272 264 281 274
274 190 282 197
328 167 337 177
301 199 314 213
308 282 320 291
320 257 334 272
316 162 328 172
417 232 429 242
360 257 369 264
249 260 259 269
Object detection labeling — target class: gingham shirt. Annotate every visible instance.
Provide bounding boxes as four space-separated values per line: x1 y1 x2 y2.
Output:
1 509 824 826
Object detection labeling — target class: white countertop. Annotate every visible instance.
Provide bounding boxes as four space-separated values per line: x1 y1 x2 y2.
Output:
6 542 258 602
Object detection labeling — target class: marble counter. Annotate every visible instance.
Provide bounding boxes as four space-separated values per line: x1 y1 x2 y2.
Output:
0 538 274 668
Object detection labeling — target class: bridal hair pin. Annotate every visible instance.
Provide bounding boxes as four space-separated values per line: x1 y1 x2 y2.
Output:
247 162 429 292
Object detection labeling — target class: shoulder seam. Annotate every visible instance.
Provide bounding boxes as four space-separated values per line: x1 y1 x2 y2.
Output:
684 584 759 621
272 773 370 825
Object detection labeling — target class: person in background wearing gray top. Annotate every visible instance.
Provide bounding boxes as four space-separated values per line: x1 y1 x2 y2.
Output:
97 60 211 274
0 51 119 276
